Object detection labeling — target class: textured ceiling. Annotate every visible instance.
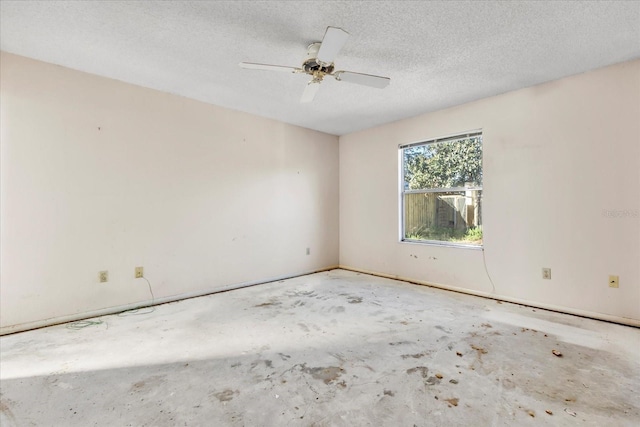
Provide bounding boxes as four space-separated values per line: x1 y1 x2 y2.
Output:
1 1 639 135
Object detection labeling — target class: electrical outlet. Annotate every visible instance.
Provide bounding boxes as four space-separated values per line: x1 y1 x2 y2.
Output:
609 275 619 288
542 268 551 280
306 247 310 255
135 266 144 279
99 270 108 283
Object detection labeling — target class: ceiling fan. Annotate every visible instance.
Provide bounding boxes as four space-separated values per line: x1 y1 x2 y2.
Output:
239 27 390 103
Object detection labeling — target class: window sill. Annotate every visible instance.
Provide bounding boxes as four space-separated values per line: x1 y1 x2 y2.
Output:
399 239 483 250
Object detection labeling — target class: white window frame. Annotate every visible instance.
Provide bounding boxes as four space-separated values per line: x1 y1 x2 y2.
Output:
399 130 483 248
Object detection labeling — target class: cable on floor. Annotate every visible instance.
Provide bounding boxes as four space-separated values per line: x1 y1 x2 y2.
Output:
66 319 104 330
118 276 156 316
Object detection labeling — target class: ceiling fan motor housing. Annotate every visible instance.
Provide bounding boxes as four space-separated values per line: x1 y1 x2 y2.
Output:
302 42 334 75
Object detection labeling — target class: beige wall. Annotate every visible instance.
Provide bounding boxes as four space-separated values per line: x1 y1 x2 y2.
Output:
340 60 640 325
2 52 638 332
0 52 339 332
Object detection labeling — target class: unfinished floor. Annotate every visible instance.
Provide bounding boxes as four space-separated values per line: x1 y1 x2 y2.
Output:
1 269 638 426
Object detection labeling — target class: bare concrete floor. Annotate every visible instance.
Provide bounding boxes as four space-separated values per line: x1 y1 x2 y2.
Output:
1 269 639 426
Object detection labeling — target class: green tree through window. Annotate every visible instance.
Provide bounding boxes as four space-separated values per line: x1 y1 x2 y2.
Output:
404 137 482 190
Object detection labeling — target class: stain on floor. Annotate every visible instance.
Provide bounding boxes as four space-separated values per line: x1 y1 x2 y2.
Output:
444 397 459 407
406 366 429 378
212 389 238 402
301 365 345 385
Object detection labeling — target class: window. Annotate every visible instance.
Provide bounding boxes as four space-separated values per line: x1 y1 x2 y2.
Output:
400 132 483 246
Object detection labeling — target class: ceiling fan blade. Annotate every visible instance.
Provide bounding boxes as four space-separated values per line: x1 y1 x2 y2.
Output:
300 80 321 103
334 71 390 89
239 62 300 73
316 27 350 64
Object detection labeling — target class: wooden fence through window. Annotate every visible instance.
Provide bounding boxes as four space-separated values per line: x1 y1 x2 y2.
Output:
404 191 481 235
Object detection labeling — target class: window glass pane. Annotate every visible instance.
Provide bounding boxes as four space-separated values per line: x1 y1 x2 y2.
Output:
403 190 483 245
403 136 483 190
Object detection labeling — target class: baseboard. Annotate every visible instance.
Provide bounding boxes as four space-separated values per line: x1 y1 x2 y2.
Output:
0 265 340 336
5 264 635 335
339 265 640 328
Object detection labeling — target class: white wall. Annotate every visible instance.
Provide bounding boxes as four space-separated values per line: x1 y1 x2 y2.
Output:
340 60 640 325
0 52 339 333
